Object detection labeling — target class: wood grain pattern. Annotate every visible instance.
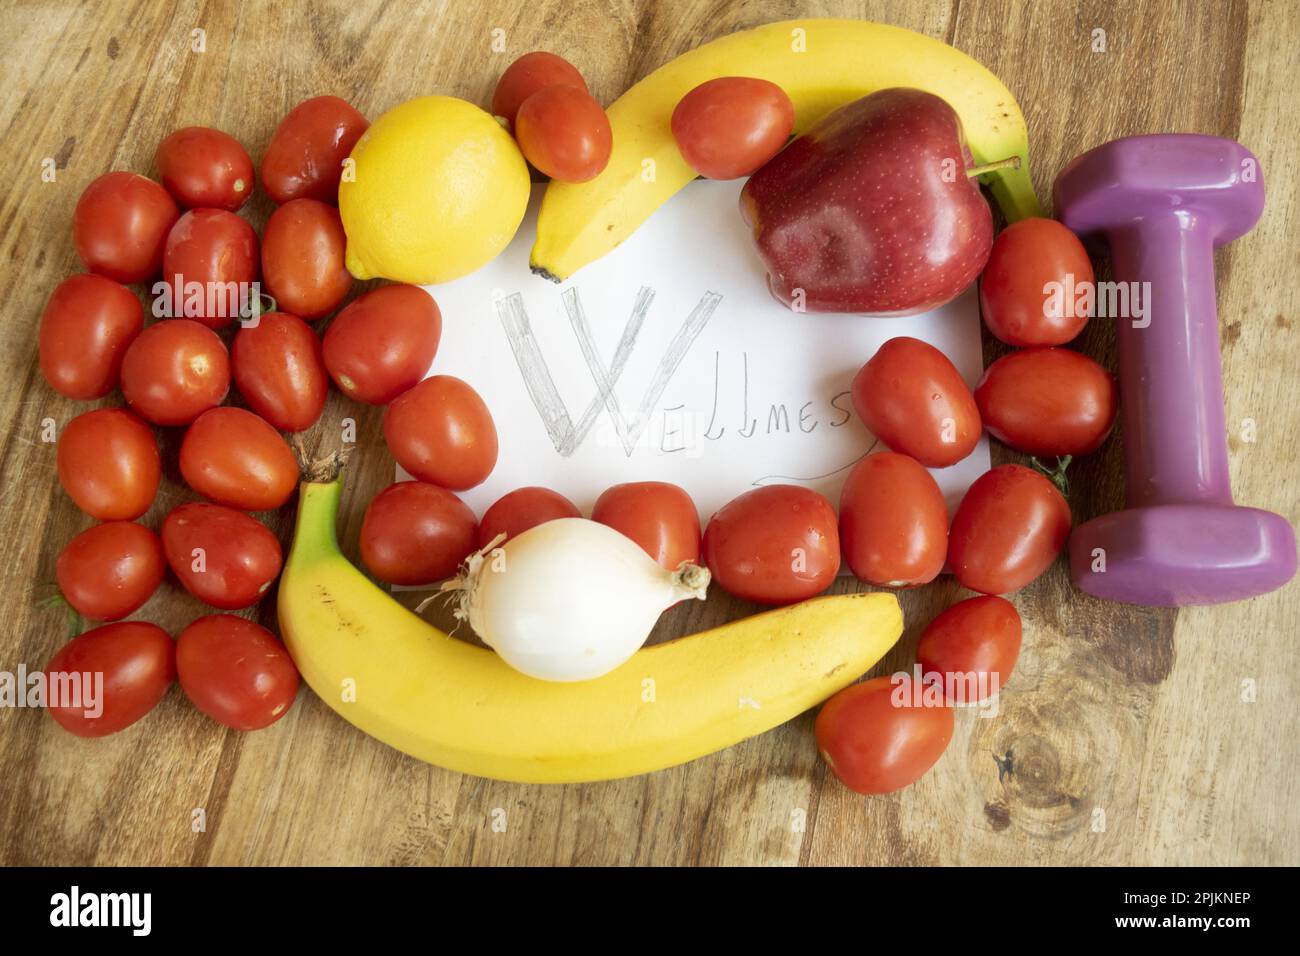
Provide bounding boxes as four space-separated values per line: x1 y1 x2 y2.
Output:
0 0 1295 866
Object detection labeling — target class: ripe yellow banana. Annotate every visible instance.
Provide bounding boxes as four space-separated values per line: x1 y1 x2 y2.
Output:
279 476 902 783
531 17 1039 281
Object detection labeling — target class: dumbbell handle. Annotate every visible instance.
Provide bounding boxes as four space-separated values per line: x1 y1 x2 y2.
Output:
1109 219 1233 508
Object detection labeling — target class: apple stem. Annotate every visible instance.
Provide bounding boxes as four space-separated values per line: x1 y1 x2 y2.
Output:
966 155 1022 178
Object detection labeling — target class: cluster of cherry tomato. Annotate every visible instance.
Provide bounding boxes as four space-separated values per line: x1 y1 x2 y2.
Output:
42 96 380 738
44 90 515 738
491 52 613 183
359 478 700 589
814 218 1118 795
488 52 797 184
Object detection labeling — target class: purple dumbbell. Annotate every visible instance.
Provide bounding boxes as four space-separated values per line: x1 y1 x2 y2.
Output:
1053 134 1296 606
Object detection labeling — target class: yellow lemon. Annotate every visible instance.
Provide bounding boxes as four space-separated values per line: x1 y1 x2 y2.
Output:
339 96 530 284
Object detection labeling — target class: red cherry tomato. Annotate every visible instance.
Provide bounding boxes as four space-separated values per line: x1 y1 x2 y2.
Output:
383 376 498 490
360 481 478 585
917 595 1022 704
671 77 795 180
231 311 328 432
261 96 369 205
492 51 588 128
56 522 165 621
477 486 580 550
515 86 612 183
592 481 700 571
156 126 254 211
702 484 839 605
975 347 1118 457
948 464 1072 594
980 218 1095 347
177 615 299 730
120 319 230 425
161 503 282 610
39 274 143 400
179 407 299 511
162 209 259 329
839 451 948 588
322 285 441 404
851 336 981 468
57 408 160 520
45 621 175 737
73 172 179 283
260 199 352 320
815 675 955 795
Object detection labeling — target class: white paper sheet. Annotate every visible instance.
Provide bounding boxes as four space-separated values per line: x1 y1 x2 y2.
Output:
413 181 990 537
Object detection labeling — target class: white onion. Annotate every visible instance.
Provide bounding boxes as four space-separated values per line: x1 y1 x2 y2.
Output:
441 518 710 682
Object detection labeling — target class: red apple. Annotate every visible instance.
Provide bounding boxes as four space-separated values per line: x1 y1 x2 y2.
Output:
740 88 996 316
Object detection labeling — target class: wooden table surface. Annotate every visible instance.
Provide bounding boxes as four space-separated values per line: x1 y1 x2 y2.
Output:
1 0 1296 867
